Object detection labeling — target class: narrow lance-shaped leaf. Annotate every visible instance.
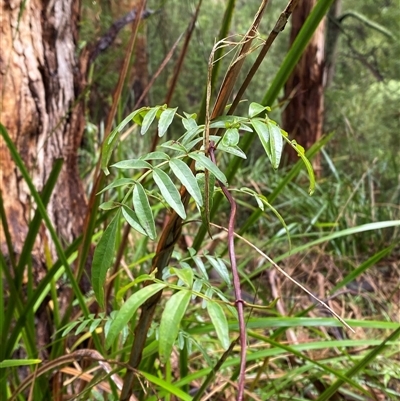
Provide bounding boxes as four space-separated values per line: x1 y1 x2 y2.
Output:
158 107 178 137
159 289 191 363
101 107 147 175
121 205 147 236
267 121 283 169
196 172 215 228
92 209 120 308
170 266 194 288
141 106 161 136
106 283 166 349
111 159 152 170
97 178 133 195
205 255 231 286
218 142 247 159
152 167 186 219
251 119 277 168
189 152 228 185
169 158 203 207
133 183 157 240
284 137 315 195
207 300 230 350
99 201 120 210
140 151 170 161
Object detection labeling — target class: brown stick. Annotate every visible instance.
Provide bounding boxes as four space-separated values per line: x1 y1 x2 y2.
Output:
209 143 246 401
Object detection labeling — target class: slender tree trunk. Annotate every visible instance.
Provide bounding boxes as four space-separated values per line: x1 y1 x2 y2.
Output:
0 0 86 264
282 0 326 174
325 0 342 88
110 0 149 108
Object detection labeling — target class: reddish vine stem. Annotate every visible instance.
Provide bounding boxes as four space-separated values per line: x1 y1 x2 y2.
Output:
209 143 246 401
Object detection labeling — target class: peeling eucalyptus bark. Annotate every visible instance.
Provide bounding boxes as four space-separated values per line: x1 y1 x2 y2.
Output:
0 0 86 262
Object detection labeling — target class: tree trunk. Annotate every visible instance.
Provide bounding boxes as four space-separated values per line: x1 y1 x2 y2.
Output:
282 0 326 174
325 0 342 88
0 0 87 265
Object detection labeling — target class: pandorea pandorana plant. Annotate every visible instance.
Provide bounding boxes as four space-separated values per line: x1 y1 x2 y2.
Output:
91 101 316 399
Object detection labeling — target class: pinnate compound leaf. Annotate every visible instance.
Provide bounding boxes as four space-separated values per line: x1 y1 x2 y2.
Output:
169 158 203 207
207 301 230 349
105 283 166 349
133 183 157 240
153 168 186 219
121 205 147 236
158 107 178 137
189 152 227 185
92 210 120 308
141 106 161 136
159 290 191 363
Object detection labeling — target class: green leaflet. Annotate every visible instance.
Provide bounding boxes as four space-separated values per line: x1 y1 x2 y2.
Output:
196 172 215 228
92 210 120 309
105 283 166 349
97 178 134 195
250 119 283 169
189 152 228 185
205 255 231 286
111 159 152 170
121 205 147 236
101 107 147 175
152 167 186 219
169 158 203 207
99 201 120 210
217 142 247 159
248 102 269 118
159 290 191 363
284 137 315 195
158 107 178 137
221 128 240 146
133 183 157 240
141 151 170 161
206 300 230 350
169 267 194 288
141 106 161 135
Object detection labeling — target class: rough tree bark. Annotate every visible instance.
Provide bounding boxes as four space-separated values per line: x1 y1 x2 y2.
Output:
0 0 87 266
282 0 326 174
